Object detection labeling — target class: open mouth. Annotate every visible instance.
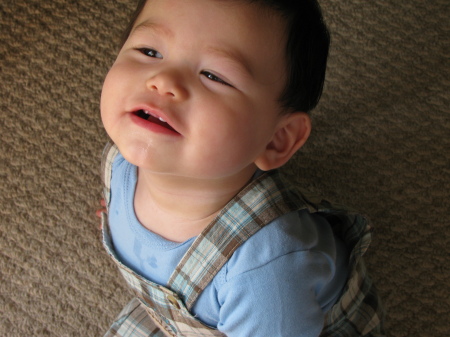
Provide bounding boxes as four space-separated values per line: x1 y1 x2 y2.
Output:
135 109 178 133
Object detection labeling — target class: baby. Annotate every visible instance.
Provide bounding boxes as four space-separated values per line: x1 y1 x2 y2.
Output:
98 0 385 336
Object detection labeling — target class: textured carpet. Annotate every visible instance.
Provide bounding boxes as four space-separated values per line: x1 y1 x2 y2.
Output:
1 0 449 336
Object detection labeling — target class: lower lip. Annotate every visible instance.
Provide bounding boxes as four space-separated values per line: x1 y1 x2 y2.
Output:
130 113 180 136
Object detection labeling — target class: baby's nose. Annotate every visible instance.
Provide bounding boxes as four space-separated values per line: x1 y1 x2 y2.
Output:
146 70 188 100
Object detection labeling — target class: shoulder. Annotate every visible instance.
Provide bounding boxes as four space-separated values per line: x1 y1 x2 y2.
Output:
220 210 337 281
211 210 342 336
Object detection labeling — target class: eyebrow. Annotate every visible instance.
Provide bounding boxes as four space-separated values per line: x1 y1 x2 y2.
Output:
131 20 174 38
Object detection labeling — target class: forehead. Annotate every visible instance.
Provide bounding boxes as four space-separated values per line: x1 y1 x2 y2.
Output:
131 0 287 86
133 0 283 30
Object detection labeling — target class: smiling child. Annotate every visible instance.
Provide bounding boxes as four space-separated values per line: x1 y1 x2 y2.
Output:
99 0 385 336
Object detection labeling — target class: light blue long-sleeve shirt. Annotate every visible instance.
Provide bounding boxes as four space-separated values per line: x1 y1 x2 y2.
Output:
109 153 348 336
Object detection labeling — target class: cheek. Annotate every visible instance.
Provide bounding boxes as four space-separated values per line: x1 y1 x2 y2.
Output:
100 81 113 128
101 67 121 104
100 71 115 111
195 103 252 145
195 113 267 167
101 59 132 99
100 65 128 124
100 81 124 140
198 97 273 149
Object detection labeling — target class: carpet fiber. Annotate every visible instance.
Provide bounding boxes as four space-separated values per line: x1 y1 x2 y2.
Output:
1 1 449 336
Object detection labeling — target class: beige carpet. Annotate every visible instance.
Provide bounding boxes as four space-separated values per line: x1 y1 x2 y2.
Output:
1 0 449 336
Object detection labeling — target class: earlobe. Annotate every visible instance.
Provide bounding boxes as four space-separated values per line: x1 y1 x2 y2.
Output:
255 112 311 171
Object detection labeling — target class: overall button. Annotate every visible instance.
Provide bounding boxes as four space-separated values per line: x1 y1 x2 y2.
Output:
167 294 181 309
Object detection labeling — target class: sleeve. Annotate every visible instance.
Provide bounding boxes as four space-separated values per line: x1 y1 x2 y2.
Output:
216 249 333 337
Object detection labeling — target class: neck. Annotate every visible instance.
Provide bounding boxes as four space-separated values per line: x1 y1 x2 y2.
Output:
134 166 257 242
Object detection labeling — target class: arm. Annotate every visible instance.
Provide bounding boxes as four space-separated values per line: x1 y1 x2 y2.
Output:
217 250 333 337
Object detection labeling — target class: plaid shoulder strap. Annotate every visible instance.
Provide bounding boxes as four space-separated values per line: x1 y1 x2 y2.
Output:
101 141 119 207
167 170 312 309
168 176 385 336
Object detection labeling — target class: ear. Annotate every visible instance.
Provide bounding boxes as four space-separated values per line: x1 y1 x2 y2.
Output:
254 112 311 171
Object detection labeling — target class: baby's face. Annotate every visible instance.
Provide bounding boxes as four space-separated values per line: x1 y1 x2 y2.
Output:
101 0 288 179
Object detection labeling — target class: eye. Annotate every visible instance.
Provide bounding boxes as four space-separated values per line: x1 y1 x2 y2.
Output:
200 71 232 87
137 48 163 59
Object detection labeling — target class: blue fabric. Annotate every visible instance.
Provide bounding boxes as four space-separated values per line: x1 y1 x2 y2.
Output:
109 153 349 336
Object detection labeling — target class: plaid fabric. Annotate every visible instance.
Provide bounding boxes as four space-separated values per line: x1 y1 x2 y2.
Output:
101 141 118 209
104 298 166 337
167 170 314 309
309 207 386 336
101 143 385 336
101 204 226 336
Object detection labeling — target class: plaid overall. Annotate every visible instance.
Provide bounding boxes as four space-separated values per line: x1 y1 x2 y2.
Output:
101 143 385 337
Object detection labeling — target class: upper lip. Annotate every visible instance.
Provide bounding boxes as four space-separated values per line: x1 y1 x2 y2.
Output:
131 104 181 134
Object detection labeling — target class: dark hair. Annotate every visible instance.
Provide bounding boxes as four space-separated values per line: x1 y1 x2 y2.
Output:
121 0 330 113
